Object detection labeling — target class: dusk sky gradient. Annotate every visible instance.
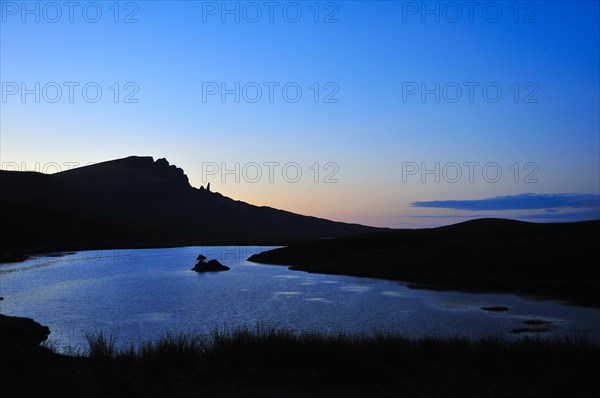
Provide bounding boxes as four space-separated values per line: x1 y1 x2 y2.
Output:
1 1 598 227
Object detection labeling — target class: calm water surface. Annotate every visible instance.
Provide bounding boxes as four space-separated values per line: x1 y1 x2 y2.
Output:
1 246 599 352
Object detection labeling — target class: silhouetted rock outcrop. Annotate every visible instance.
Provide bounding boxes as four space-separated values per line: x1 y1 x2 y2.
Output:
0 314 50 347
191 258 229 272
481 306 509 312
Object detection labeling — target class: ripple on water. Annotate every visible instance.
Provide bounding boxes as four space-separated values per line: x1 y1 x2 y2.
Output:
341 285 370 292
305 297 331 303
382 291 404 297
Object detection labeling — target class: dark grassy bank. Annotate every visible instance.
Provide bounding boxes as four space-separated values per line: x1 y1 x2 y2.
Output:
1 325 599 398
249 218 600 307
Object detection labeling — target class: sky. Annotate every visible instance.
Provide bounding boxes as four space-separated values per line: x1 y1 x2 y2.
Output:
1 0 599 227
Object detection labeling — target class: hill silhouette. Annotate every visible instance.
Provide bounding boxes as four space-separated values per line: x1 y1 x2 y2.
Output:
249 218 600 306
0 156 381 261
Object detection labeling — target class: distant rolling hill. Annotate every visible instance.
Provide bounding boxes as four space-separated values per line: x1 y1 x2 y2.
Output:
249 218 600 306
0 156 381 262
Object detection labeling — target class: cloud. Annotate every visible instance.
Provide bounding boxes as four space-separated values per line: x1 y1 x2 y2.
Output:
411 193 600 211
518 210 600 221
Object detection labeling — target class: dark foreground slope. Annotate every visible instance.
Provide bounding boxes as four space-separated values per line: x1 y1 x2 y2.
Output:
249 218 600 306
0 156 380 261
1 321 599 398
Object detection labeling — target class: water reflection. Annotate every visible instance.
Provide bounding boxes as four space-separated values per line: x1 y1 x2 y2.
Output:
1 246 599 353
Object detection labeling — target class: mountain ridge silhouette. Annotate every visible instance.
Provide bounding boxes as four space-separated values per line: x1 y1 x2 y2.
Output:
0 156 382 262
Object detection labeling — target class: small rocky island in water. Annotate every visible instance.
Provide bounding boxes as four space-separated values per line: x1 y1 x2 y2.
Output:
191 255 230 272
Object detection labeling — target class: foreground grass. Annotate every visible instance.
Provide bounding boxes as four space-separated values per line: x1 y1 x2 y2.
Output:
2 326 600 397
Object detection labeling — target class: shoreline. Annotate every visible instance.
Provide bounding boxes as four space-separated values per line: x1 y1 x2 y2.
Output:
0 244 284 266
4 241 598 308
5 250 592 308
282 264 592 308
249 219 600 308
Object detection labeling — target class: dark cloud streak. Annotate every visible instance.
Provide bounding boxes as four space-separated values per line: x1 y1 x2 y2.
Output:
411 193 600 211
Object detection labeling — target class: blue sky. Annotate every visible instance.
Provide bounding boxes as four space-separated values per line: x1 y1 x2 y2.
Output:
1 1 599 227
